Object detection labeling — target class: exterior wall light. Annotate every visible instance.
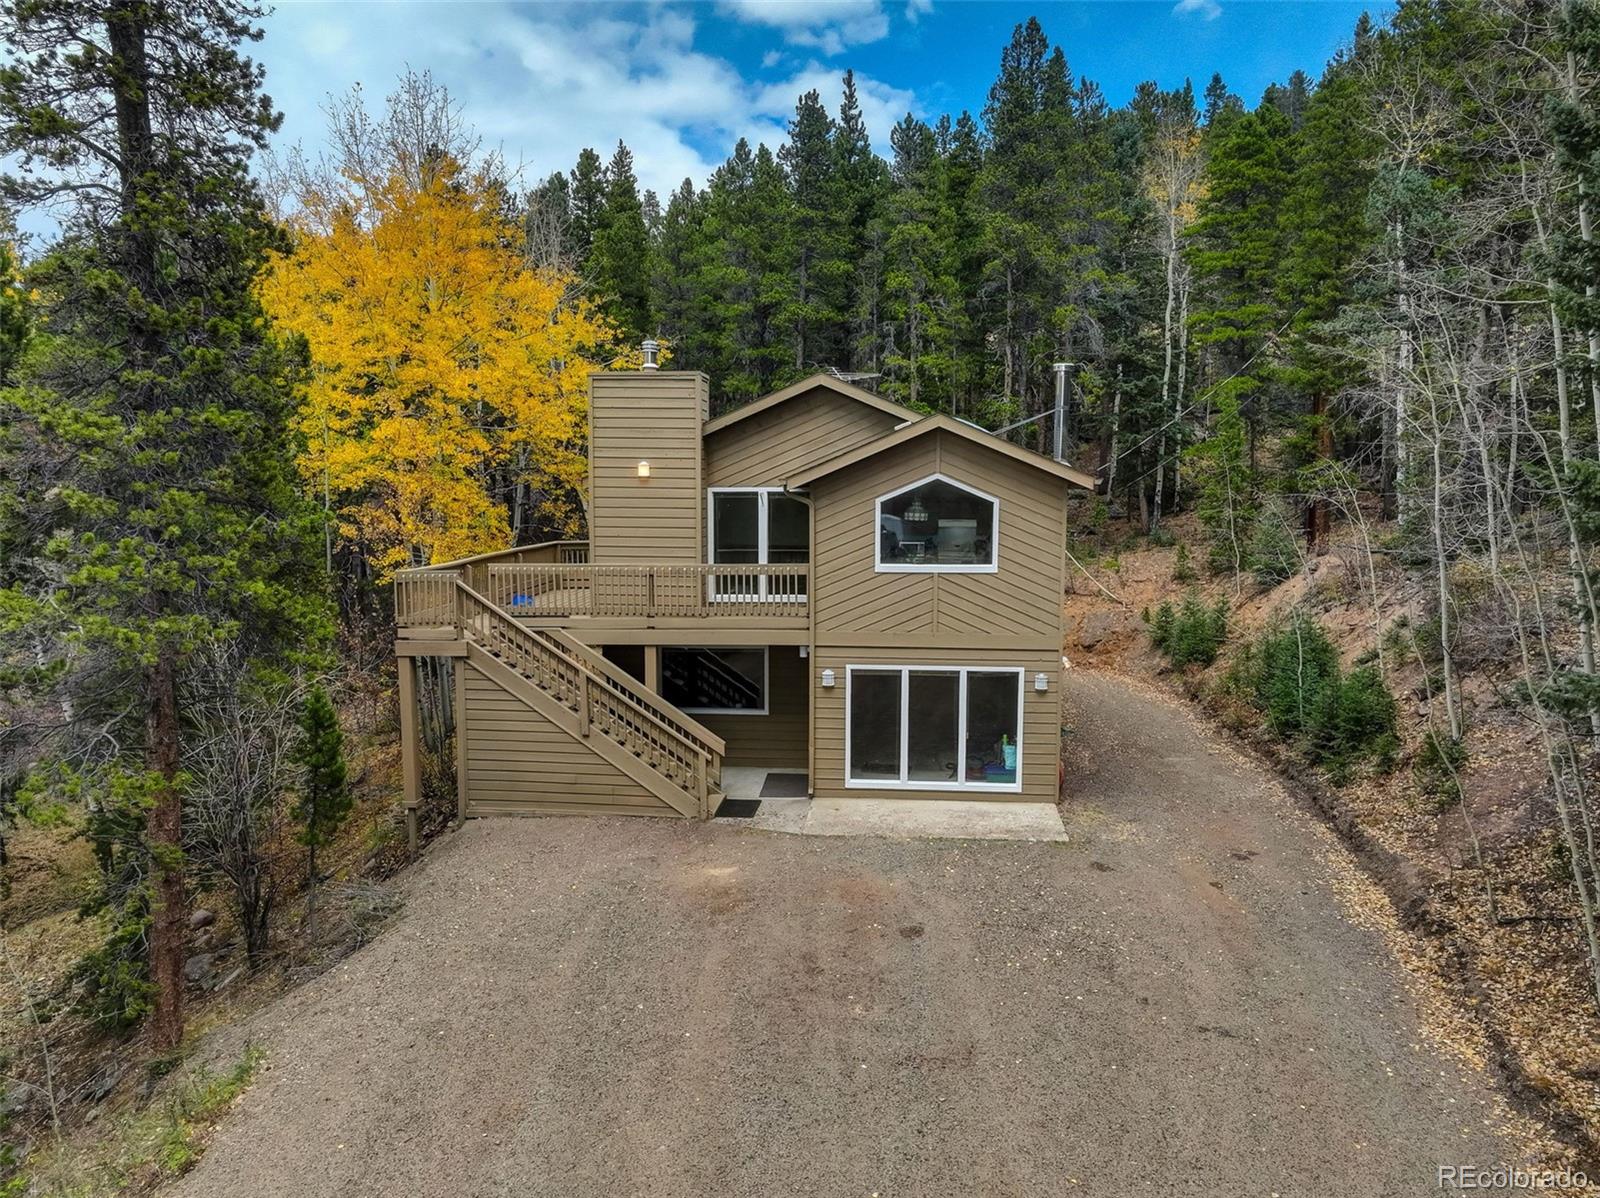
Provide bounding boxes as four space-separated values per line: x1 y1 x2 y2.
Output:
1034 673 1048 693
821 668 836 688
637 460 650 479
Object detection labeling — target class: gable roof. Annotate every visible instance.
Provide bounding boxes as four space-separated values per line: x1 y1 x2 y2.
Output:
785 413 1098 491
702 373 920 436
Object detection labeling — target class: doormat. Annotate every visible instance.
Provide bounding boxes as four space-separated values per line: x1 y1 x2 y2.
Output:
759 773 809 798
716 799 762 819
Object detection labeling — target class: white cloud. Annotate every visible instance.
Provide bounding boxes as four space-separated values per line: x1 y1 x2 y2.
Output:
255 2 920 203
904 0 934 23
1173 0 1222 19
716 0 890 56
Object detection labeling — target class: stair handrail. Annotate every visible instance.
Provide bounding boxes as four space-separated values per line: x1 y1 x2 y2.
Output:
538 627 728 754
453 580 724 795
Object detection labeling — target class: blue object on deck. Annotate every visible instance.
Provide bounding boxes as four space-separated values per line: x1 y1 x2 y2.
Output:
510 593 534 608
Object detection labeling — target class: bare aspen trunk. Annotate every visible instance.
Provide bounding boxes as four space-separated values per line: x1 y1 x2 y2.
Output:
1174 279 1190 508
1107 363 1122 502
1394 217 1412 525
1154 206 1178 526
1427 391 1461 741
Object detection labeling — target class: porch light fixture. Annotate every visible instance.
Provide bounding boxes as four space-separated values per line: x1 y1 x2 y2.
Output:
1034 672 1048 693
637 460 650 479
821 668 836 688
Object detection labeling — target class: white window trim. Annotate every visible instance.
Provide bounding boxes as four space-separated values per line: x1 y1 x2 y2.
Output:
873 472 1000 574
843 665 1024 793
665 645 770 716
706 486 810 601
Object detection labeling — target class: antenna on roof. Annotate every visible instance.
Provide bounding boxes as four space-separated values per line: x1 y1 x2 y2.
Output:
824 366 882 386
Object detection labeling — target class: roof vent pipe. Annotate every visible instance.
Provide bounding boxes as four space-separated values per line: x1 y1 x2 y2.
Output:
641 339 659 371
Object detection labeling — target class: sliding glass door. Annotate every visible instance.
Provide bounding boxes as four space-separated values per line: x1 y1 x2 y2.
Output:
845 666 1023 792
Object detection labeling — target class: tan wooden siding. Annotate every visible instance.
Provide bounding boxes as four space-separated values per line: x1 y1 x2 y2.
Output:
810 429 1068 646
589 372 706 565
808 645 1063 803
461 664 672 814
704 385 903 488
690 645 808 769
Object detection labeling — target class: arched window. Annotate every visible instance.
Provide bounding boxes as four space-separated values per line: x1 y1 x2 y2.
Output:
874 474 998 573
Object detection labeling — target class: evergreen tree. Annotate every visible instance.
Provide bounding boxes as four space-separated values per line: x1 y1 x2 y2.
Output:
590 140 653 335
0 0 330 1047
653 178 703 357
882 114 957 406
1278 57 1376 547
1187 101 1297 473
569 147 607 265
1203 71 1242 123
980 18 1074 437
291 684 351 936
835 70 892 372
1548 0 1600 386
779 89 846 370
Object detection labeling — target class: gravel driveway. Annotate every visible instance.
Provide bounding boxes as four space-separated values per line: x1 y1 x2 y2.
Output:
173 669 1540 1198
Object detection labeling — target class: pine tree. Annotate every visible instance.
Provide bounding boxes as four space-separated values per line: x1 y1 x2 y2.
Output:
835 71 891 372
981 18 1074 437
569 147 607 265
591 140 653 335
0 0 330 1047
653 178 703 358
780 89 846 371
1187 100 1297 475
882 114 957 406
1278 58 1375 548
291 685 351 937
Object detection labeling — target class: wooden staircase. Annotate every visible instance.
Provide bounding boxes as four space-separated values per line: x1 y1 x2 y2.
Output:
398 569 726 819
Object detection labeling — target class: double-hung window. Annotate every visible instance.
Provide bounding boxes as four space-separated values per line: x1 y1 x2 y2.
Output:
708 487 808 600
846 666 1023 792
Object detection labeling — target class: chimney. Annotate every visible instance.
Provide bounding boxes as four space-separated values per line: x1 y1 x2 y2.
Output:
588 367 708 564
641 339 659 371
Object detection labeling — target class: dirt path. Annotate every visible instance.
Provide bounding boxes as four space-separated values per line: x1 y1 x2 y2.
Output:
172 668 1551 1197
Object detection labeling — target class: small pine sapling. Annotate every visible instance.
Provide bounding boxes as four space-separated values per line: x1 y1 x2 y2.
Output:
291 686 351 940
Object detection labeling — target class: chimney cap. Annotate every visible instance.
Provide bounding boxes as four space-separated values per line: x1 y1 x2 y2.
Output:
641 339 659 370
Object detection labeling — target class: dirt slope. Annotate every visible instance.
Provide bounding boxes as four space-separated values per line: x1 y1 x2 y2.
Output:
167 670 1560 1198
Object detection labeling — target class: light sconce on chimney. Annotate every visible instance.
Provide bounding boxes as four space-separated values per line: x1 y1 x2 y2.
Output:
637 460 650 479
1034 673 1049 693
821 668 836 688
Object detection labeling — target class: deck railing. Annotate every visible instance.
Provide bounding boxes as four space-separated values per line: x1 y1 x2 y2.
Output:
482 563 809 620
395 568 464 627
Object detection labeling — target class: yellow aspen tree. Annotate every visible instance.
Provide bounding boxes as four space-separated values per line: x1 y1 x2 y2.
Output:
261 159 622 577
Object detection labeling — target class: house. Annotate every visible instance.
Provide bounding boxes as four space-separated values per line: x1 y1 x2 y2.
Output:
392 361 1095 836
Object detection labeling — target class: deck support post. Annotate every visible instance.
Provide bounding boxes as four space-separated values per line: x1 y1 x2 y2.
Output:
399 655 422 855
453 656 468 824
644 646 661 693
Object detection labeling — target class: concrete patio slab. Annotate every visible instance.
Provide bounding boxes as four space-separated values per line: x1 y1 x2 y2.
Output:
801 797 1067 841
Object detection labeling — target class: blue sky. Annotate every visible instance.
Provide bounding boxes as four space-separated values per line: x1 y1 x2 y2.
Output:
255 1 1375 201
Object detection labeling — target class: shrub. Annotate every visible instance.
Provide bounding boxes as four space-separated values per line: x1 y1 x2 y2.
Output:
1247 499 1301 586
1149 590 1228 669
1172 541 1197 583
1242 614 1398 776
1413 728 1466 807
